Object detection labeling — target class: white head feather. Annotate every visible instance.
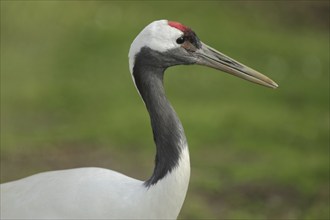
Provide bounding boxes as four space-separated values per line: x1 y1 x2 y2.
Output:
128 20 183 74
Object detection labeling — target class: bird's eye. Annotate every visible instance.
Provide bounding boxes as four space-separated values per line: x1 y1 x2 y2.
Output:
176 36 185 44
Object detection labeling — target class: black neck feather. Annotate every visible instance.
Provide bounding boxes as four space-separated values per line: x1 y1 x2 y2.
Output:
132 47 186 186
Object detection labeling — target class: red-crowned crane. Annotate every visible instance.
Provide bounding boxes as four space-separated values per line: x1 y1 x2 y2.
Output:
0 20 278 219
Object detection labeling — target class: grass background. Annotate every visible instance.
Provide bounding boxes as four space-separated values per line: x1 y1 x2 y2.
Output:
1 1 329 219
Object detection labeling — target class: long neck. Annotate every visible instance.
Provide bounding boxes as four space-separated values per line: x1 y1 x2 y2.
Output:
132 54 188 187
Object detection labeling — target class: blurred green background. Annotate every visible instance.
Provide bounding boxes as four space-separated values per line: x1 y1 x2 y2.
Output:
1 1 329 219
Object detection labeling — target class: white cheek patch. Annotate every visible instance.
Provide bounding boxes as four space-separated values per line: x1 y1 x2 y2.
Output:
128 20 183 74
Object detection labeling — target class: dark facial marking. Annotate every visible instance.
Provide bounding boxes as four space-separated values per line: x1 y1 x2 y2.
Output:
182 29 202 49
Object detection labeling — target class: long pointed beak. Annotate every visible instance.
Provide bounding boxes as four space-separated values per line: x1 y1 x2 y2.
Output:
195 42 278 88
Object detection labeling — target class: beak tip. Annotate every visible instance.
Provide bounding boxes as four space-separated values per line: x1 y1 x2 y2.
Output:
269 84 278 89
271 81 279 89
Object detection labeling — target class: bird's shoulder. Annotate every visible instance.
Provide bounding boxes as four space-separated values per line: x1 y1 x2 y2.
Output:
1 167 142 191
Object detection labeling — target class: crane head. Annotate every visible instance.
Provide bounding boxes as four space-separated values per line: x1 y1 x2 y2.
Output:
129 20 278 89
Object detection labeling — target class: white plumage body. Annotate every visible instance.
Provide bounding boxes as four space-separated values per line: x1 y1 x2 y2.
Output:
1 146 190 219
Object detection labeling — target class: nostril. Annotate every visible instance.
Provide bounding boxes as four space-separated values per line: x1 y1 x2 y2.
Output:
217 55 242 68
